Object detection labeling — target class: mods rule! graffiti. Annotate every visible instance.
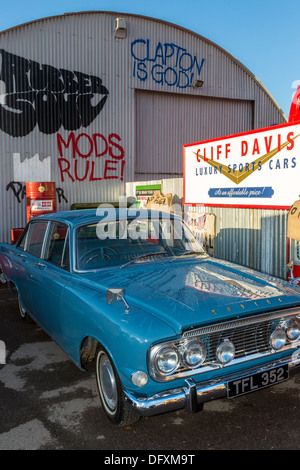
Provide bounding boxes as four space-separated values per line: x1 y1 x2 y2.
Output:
57 132 125 182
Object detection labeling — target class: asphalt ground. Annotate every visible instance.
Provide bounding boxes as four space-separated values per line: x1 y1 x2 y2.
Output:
0 283 299 453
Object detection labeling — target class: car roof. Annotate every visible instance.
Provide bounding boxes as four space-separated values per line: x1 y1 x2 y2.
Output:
34 208 179 227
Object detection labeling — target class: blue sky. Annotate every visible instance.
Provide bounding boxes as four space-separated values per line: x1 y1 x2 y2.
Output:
0 0 299 118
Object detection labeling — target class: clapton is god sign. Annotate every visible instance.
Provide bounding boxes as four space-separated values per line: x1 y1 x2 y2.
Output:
183 122 300 209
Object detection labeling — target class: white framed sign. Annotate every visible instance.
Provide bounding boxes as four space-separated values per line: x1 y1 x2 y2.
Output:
31 200 54 212
183 122 300 209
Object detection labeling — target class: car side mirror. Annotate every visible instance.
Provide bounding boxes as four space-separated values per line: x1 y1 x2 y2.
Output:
286 261 294 271
106 288 130 312
107 288 124 304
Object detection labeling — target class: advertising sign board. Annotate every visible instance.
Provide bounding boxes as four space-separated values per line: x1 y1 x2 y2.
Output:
183 122 300 209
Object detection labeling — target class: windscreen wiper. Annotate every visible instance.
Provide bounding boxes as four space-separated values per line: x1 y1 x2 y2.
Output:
119 251 167 269
169 250 207 263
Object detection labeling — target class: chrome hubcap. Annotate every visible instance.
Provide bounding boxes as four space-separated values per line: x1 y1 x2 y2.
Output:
18 296 26 318
97 352 118 413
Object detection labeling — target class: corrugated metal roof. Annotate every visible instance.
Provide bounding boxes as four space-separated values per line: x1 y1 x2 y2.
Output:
0 11 286 117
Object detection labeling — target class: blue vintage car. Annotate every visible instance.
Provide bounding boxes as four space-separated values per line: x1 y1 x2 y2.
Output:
0 208 300 426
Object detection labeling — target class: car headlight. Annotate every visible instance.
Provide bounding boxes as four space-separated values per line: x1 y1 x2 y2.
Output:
181 339 207 369
270 328 287 350
155 345 179 375
286 318 300 342
216 339 235 364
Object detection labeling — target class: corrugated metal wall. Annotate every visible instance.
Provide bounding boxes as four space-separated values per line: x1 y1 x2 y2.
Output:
0 9 287 285
194 206 288 279
0 12 132 242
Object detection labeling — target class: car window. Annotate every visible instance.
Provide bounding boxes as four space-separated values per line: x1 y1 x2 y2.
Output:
17 226 29 251
76 217 204 270
45 222 70 270
26 221 49 257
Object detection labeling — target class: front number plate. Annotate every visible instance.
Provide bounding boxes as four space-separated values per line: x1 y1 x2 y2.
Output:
227 365 289 398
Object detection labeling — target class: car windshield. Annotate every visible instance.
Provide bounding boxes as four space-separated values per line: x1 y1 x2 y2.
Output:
76 216 205 271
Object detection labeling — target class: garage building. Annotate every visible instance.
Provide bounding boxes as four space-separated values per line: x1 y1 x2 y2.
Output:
0 11 287 277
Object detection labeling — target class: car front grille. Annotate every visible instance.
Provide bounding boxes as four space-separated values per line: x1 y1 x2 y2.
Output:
183 308 300 368
149 307 300 382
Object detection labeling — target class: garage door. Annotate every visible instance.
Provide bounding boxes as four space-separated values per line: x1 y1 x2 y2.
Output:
135 90 253 180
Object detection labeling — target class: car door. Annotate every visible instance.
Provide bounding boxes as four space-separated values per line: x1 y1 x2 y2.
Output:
13 220 49 316
28 221 72 345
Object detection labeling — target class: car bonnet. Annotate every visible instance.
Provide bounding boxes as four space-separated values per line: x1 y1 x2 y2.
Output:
82 257 300 334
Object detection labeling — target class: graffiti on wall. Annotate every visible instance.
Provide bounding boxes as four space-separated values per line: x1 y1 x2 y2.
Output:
6 181 68 204
0 49 125 188
0 49 109 137
131 39 205 89
56 132 125 182
1 38 205 200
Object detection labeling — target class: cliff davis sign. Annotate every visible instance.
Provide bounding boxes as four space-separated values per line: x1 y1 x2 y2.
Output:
183 122 300 209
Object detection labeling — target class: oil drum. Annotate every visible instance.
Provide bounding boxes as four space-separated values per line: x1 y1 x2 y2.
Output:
26 182 56 222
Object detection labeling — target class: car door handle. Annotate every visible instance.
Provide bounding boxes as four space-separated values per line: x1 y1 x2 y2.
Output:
17 253 27 258
35 262 46 270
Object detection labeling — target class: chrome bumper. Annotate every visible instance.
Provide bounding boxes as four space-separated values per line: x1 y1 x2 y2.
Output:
124 356 300 417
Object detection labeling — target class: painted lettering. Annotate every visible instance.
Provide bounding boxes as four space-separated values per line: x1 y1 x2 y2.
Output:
57 132 125 160
131 39 205 89
57 132 126 183
0 49 109 137
287 131 295 150
6 181 67 204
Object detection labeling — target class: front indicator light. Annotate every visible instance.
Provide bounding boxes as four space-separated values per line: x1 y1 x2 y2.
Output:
182 340 207 369
216 339 235 364
286 318 300 342
270 328 287 351
131 371 148 387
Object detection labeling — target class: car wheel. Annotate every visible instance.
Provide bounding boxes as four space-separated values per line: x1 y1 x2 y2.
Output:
95 346 140 427
18 293 28 321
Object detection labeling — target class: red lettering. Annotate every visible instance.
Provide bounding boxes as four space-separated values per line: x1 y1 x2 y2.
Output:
57 132 76 158
75 133 93 158
74 159 90 180
93 133 108 157
89 161 103 181
241 141 248 156
56 131 126 182
120 160 125 181
225 143 230 158
252 138 260 155
108 133 125 160
287 131 295 150
104 160 118 179
264 136 272 153
58 158 75 182
197 148 207 161
278 134 281 151
216 145 222 160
